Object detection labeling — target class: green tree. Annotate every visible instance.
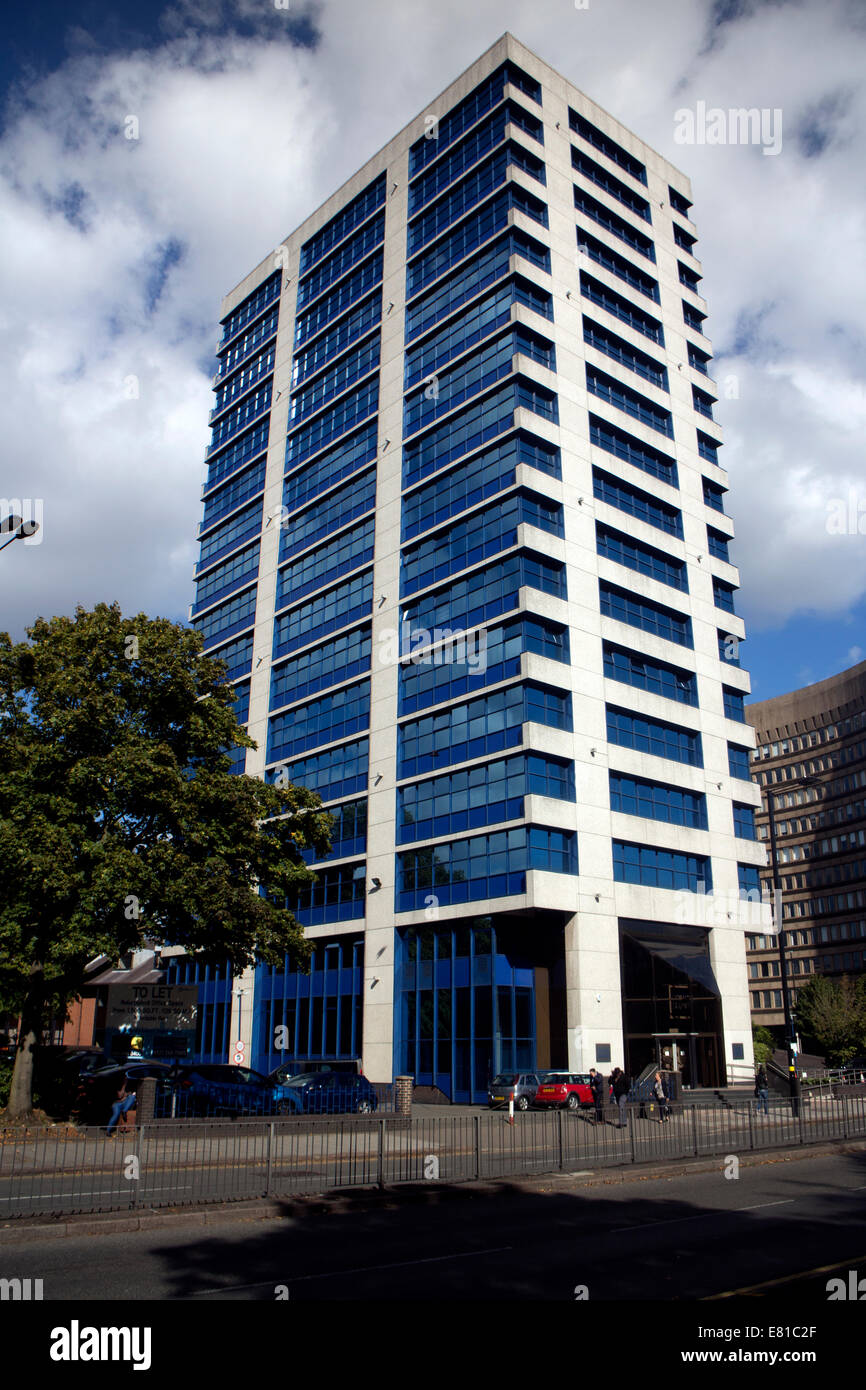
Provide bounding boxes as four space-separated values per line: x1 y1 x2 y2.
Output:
751 1025 775 1067
0 603 333 1120
794 974 866 1065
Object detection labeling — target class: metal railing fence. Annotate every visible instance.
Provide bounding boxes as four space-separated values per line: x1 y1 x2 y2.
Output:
2 1094 865 1221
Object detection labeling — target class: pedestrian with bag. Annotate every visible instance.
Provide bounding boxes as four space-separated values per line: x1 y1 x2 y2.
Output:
653 1070 669 1123
611 1067 630 1127
754 1064 769 1115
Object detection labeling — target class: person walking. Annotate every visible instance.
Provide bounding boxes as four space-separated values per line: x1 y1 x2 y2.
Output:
653 1070 669 1123
106 1076 137 1138
611 1067 630 1127
589 1067 606 1126
754 1064 769 1116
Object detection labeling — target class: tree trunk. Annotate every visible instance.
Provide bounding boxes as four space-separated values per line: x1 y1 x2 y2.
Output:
6 971 44 1120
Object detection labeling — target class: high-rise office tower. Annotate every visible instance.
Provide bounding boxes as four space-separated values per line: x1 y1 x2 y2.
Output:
184 33 767 1098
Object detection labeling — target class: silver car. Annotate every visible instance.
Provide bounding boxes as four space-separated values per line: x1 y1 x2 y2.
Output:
487 1072 542 1111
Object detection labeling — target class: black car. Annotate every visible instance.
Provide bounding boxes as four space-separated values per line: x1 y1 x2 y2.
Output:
73 1061 174 1125
280 1071 379 1114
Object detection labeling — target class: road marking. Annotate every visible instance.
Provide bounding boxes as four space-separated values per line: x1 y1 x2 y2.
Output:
735 1199 795 1210
611 1212 724 1234
190 1244 515 1295
705 1252 866 1299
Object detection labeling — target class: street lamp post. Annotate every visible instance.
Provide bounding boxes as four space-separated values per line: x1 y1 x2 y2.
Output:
762 774 821 1113
0 516 39 553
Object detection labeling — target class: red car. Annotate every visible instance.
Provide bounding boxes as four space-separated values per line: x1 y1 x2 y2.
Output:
534 1071 594 1110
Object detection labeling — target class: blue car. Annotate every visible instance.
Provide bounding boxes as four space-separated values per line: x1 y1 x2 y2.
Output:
166 1064 302 1117
280 1071 379 1115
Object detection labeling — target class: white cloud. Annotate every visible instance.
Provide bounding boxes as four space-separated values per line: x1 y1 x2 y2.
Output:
0 0 864 646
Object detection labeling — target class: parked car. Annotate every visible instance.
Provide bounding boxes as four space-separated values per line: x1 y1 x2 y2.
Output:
164 1064 302 1117
279 1070 378 1114
487 1072 542 1111
534 1071 594 1110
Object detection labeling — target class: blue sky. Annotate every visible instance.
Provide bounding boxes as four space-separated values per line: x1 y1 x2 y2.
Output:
0 0 864 705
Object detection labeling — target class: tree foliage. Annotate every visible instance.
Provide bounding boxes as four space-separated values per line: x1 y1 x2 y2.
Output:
794 974 866 1065
0 603 333 1117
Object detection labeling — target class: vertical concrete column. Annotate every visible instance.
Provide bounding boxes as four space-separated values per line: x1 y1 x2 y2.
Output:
362 164 409 1084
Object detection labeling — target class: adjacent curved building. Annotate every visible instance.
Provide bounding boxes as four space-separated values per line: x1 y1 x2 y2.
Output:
746 660 866 1030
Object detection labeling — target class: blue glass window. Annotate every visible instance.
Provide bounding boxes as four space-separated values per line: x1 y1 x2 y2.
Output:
693 386 715 420
669 186 692 216
606 705 702 766
271 626 371 709
193 540 260 615
408 144 545 256
267 738 369 802
728 744 751 780
738 862 762 898
205 420 269 493
398 682 572 778
682 300 706 332
206 632 254 680
397 825 576 912
574 188 655 262
593 468 682 539
597 523 687 591
280 469 376 560
197 499 263 572
702 477 727 513
589 415 677 487
401 492 563 596
688 342 711 375
277 518 374 606
273 570 373 658
613 840 711 892
572 148 651 221
610 772 707 829
208 383 271 454
402 379 557 487
283 421 377 512
403 551 565 644
733 802 757 839
679 261 701 291
404 278 552 388
584 319 667 390
268 679 371 762
569 109 647 184
220 272 280 344
405 229 550 342
404 327 554 437
406 186 547 299
402 431 560 540
577 228 659 302
286 378 379 467
713 578 737 614
409 101 543 214
579 272 663 344
587 366 673 437
291 862 366 925
295 250 384 345
397 753 575 843
697 430 720 464
213 342 275 417
603 642 697 706
398 615 569 714
707 528 730 562
192 585 257 647
299 172 386 275
600 581 692 647
293 292 382 387
723 686 746 722
408 61 540 177
300 799 367 864
217 304 279 379
290 336 380 422
297 213 385 308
